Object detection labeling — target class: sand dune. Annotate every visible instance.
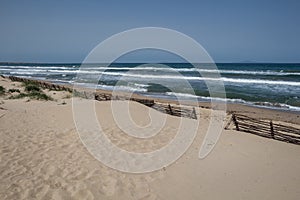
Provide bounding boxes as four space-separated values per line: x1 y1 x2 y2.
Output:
1 77 300 199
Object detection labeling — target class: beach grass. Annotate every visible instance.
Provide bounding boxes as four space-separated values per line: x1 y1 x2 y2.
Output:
7 81 53 101
23 81 41 92
9 91 53 101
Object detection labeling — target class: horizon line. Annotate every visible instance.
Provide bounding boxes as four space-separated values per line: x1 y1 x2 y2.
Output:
0 61 300 64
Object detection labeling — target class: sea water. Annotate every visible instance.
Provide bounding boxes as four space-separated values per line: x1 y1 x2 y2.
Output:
1 62 299 111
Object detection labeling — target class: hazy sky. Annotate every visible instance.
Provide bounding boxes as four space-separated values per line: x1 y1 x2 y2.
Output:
0 0 299 63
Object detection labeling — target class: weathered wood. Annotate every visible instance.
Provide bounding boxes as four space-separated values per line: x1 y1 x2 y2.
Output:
237 120 270 128
235 116 270 126
232 114 239 131
238 122 271 133
238 127 271 135
130 98 155 107
168 104 173 115
273 124 300 134
270 120 275 139
227 113 300 145
192 107 197 119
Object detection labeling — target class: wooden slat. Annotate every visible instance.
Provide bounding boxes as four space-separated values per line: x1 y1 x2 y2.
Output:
227 113 300 145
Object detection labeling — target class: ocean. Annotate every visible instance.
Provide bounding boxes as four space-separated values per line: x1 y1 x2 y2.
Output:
1 63 300 111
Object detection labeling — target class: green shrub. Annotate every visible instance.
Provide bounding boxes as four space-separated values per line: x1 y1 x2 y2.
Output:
28 91 53 100
63 94 72 99
9 91 53 101
6 80 53 101
9 93 27 99
22 81 41 92
25 84 41 92
8 88 20 93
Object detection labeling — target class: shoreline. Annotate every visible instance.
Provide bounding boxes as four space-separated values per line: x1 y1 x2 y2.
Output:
1 62 300 113
3 75 300 124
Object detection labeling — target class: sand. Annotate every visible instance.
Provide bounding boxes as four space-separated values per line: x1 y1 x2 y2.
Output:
1 76 300 200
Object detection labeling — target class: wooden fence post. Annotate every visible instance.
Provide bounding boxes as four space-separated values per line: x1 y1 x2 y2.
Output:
270 120 275 139
168 104 173 115
192 107 197 119
83 91 88 99
232 114 239 131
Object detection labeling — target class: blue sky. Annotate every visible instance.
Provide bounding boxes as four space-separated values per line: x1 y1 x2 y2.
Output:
0 0 299 63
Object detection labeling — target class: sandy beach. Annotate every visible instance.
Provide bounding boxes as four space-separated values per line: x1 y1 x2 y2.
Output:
1 76 300 200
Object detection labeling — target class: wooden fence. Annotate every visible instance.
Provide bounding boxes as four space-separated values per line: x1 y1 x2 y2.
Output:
9 76 197 120
151 103 197 119
95 93 197 119
225 114 300 145
9 76 73 92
